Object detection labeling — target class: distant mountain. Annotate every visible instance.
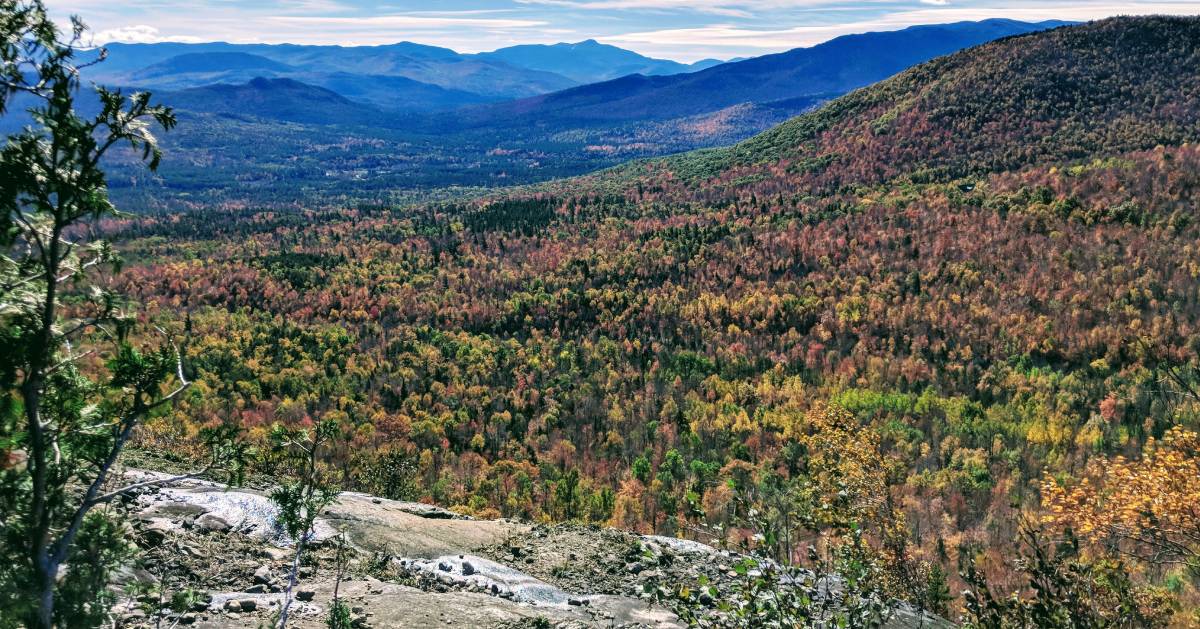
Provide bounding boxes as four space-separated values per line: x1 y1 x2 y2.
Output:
476 39 720 83
455 19 1071 128
84 19 1083 207
100 49 494 112
162 77 392 126
306 73 492 112
139 52 293 75
84 41 577 108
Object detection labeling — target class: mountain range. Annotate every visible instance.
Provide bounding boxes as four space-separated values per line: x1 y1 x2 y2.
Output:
451 19 1071 129
84 39 723 112
81 19 1072 208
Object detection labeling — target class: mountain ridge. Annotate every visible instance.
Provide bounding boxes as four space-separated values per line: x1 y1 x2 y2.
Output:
475 39 721 83
450 19 1071 129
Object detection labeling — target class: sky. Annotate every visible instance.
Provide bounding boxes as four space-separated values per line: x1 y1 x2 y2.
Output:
51 0 1200 62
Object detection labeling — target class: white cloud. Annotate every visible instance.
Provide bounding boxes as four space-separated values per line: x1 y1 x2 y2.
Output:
515 0 848 18
268 15 548 29
600 1 1200 59
91 25 203 44
48 0 1200 62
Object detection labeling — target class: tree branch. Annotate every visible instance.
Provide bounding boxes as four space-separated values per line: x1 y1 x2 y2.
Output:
84 468 213 508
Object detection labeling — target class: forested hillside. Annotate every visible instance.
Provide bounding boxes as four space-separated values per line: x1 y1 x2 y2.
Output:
110 15 1200 622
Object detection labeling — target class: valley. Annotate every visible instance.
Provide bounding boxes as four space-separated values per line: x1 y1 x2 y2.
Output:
4 6 1200 628
80 19 1067 210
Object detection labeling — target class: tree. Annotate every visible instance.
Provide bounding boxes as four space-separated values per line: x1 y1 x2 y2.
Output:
0 3 175 627
268 418 343 629
961 526 1175 628
1042 426 1200 566
0 3 241 626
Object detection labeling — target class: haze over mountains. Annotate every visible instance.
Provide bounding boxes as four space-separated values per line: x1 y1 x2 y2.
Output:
83 18 1071 208
85 39 717 110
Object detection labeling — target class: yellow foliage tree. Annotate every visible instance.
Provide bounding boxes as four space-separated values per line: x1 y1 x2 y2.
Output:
1043 427 1200 565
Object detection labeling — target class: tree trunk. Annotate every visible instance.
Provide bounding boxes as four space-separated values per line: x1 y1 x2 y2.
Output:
277 535 307 628
34 560 56 629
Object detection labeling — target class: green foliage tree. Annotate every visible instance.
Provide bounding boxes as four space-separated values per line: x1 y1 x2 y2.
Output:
268 418 343 629
0 2 243 626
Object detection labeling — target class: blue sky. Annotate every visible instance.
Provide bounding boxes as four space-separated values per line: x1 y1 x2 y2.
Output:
53 1 1200 62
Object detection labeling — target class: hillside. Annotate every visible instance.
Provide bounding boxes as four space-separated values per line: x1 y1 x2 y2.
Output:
648 15 1200 189
453 19 1068 128
106 16 1200 622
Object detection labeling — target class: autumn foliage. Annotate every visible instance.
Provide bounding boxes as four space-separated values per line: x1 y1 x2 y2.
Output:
99 16 1200 619
1044 426 1200 566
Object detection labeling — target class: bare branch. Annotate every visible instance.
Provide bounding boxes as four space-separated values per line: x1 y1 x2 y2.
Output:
85 468 213 508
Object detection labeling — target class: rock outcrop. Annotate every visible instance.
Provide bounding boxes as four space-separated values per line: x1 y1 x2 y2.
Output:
112 471 951 628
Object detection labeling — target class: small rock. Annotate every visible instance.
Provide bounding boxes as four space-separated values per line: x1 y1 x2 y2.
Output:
253 565 272 584
140 521 173 547
238 599 257 612
461 561 475 576
296 591 315 602
223 600 242 612
196 513 231 533
298 565 316 579
627 562 644 575
371 498 382 504
245 584 267 594
179 612 197 625
568 597 589 606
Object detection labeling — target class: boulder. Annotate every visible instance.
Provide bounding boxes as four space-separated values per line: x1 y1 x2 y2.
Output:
139 518 180 547
196 513 231 533
253 565 272 584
